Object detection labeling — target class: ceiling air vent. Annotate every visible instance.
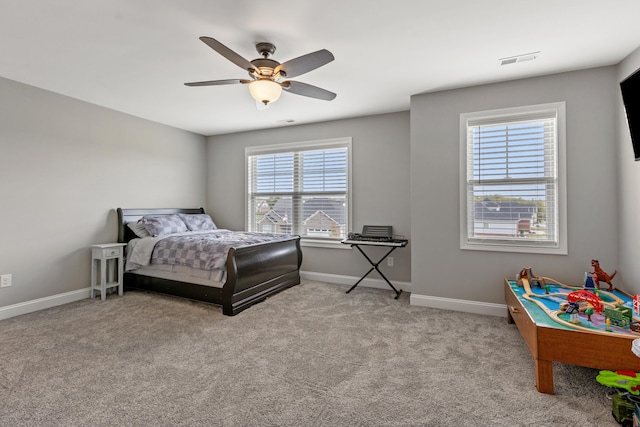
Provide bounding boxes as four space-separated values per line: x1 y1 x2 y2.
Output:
498 51 540 66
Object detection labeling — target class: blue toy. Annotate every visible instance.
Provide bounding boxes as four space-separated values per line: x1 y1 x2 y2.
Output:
584 272 596 289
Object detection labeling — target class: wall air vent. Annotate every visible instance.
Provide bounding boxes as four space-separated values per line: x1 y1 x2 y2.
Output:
498 51 540 66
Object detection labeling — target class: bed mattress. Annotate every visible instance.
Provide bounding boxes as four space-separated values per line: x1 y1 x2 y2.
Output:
128 264 226 288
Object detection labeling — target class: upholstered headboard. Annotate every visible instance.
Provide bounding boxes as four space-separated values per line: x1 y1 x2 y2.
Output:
116 207 205 243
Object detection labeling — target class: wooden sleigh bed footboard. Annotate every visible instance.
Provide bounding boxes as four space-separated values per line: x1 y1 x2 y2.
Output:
223 239 302 315
116 208 303 316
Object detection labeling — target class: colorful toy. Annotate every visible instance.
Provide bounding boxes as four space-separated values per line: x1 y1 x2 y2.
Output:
567 289 603 312
595 369 640 426
514 266 634 334
611 392 635 426
566 303 580 323
585 307 594 321
583 272 596 289
591 259 617 290
605 305 633 328
597 370 640 394
516 266 546 288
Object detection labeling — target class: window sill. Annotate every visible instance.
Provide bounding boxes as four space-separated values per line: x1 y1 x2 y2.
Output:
301 239 351 249
461 241 567 255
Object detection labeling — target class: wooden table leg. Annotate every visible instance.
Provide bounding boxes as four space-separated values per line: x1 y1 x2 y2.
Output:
535 358 554 394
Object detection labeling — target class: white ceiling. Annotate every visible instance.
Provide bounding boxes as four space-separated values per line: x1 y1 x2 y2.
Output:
2 1 640 136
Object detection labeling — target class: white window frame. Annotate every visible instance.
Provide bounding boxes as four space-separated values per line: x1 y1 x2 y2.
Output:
245 137 352 249
459 102 567 254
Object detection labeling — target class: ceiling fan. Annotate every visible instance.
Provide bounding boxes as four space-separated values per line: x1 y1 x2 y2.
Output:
185 37 336 107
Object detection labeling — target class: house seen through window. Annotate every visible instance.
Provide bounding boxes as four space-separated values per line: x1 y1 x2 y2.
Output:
460 102 567 254
246 138 351 245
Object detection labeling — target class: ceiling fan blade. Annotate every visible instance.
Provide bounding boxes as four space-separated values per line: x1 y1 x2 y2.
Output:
184 79 251 87
275 49 334 78
281 81 336 101
199 36 258 73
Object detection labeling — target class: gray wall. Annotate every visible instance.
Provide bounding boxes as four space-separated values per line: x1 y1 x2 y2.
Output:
207 112 411 283
617 46 640 294
2 62 633 311
0 77 207 308
410 67 619 305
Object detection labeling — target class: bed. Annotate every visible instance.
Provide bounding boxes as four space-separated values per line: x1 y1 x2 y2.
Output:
117 208 302 316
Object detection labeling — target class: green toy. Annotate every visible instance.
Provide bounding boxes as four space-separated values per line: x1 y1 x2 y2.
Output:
596 370 640 395
611 392 635 427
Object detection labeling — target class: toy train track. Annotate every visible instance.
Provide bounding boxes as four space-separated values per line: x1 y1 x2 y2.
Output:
518 276 637 336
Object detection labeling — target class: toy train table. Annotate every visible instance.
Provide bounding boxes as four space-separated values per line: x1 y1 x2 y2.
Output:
505 276 640 394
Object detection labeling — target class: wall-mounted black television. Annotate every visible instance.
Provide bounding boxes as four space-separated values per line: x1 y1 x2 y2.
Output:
621 67 640 161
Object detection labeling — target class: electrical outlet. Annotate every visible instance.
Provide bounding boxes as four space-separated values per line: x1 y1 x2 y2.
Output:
1 274 12 288
387 257 394 267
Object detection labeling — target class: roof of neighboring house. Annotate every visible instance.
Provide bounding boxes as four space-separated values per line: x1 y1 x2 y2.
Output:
257 211 282 225
474 199 538 222
271 198 346 224
304 210 341 226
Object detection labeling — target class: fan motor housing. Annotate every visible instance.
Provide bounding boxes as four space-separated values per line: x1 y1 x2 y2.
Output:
250 58 281 78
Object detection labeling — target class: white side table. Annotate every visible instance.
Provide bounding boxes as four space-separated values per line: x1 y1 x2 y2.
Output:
91 243 126 301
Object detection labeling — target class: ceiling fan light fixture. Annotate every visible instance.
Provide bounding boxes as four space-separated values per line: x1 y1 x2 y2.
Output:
249 79 282 105
185 37 336 105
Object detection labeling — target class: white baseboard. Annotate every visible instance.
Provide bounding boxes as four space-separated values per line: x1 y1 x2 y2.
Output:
0 288 91 321
300 271 412 292
410 293 507 317
301 271 506 317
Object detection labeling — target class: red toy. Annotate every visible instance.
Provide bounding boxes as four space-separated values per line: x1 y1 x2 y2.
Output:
591 259 617 291
567 290 603 313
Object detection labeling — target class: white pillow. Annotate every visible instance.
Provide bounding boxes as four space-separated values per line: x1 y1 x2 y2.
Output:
141 214 188 237
178 213 217 231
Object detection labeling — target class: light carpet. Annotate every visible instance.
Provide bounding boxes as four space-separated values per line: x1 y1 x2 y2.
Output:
0 280 620 426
